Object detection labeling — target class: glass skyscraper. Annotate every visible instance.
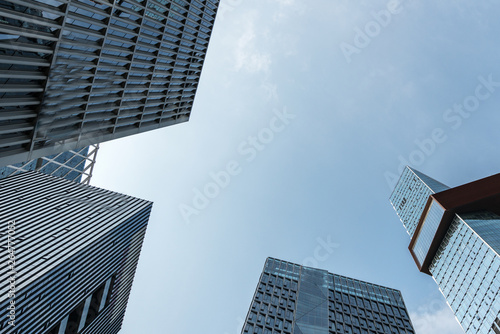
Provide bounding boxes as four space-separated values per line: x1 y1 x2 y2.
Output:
0 0 219 167
0 171 153 333
242 258 415 334
390 166 500 333
0 144 99 183
389 166 449 238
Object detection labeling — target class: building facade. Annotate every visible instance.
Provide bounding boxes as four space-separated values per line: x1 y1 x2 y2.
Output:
0 171 153 333
242 258 415 334
0 0 219 166
390 166 500 334
0 144 98 184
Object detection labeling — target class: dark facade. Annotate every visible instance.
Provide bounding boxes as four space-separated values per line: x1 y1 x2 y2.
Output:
0 0 219 166
0 171 152 333
0 144 98 183
390 166 500 333
242 258 415 334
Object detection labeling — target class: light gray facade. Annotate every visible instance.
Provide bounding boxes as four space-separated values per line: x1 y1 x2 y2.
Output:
0 171 152 333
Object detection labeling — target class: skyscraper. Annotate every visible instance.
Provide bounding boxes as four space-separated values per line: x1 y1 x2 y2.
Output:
390 166 500 333
0 171 153 333
0 144 99 183
242 257 415 334
0 0 220 166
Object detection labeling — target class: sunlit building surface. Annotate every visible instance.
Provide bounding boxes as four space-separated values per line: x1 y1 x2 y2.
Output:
390 166 500 333
242 258 415 334
0 144 98 183
0 172 152 333
0 0 219 166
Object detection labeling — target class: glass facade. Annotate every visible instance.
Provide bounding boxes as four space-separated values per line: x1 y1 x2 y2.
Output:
390 166 449 238
430 212 500 334
411 199 445 266
0 171 153 333
0 0 219 167
242 258 415 334
295 267 329 334
0 144 99 184
391 167 500 334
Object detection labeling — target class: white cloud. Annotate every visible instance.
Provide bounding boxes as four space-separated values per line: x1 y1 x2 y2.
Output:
234 22 272 73
410 306 465 334
271 0 306 22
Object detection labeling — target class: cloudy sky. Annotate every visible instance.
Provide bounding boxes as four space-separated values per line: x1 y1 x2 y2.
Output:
91 0 500 333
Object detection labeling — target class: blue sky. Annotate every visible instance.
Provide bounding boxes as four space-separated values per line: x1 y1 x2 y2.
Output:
91 1 500 333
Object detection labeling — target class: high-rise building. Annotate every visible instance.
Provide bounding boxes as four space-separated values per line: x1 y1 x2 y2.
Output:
0 171 153 333
0 0 219 166
0 144 99 183
390 166 500 334
242 257 415 334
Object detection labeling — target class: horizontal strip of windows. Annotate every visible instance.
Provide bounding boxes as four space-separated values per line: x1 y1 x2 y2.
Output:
66 11 107 30
42 100 87 114
0 5 63 29
0 50 50 69
164 95 196 103
0 121 34 136
179 11 216 30
60 34 101 48
82 112 117 123
0 23 57 43
3 81 32 95
69 2 107 21
63 22 105 40
108 15 141 32
0 134 32 150
0 110 37 123
0 96 39 110
0 39 53 58
6 0 68 13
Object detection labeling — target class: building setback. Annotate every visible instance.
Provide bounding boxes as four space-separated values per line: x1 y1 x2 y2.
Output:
0 171 152 333
0 144 98 183
390 166 500 333
0 0 219 166
242 258 415 334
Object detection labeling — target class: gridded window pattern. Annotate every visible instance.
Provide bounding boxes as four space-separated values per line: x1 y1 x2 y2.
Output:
0 0 219 166
430 212 500 334
328 287 414 334
242 270 298 334
389 166 449 238
0 144 98 183
330 275 405 307
242 258 415 334
411 199 445 266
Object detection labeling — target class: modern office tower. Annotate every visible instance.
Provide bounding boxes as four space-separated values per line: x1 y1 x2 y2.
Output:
390 166 500 334
242 257 415 334
0 144 98 183
0 171 153 334
0 0 219 167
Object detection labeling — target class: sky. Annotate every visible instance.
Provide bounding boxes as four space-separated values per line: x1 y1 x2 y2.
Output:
90 0 500 333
